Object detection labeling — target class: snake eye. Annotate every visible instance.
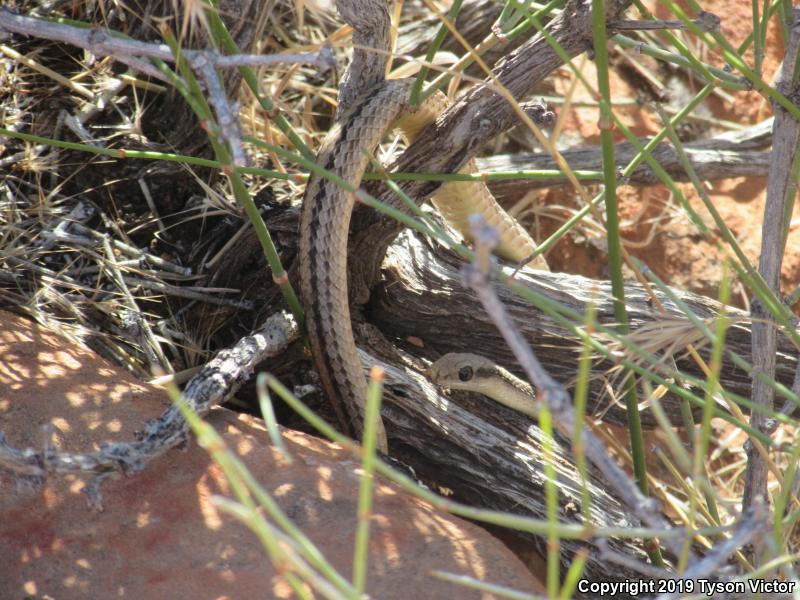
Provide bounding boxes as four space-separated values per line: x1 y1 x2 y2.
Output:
458 366 473 382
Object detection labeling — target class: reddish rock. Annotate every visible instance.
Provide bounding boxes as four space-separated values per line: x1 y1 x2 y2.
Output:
0 311 543 598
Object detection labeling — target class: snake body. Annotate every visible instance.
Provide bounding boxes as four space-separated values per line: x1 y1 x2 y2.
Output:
400 96 550 272
298 2 547 449
299 79 414 451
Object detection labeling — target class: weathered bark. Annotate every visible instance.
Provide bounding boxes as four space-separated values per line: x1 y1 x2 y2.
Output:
268 207 798 584
368 231 799 426
398 0 502 57
398 0 533 79
357 331 648 583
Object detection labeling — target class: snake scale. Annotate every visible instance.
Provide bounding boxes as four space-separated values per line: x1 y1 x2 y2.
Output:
298 0 546 449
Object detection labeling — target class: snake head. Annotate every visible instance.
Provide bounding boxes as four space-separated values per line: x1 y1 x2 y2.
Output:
426 353 499 393
427 353 539 419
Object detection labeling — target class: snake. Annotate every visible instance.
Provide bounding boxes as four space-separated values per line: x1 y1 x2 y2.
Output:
426 353 540 419
298 0 547 450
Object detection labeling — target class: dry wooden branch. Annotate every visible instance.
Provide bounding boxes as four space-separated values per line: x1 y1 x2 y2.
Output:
356 329 651 581
349 0 634 299
478 118 774 199
315 223 798 583
366 230 799 427
742 7 800 520
0 9 335 83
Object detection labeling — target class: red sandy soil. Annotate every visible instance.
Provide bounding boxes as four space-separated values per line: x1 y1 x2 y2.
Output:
526 0 798 309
